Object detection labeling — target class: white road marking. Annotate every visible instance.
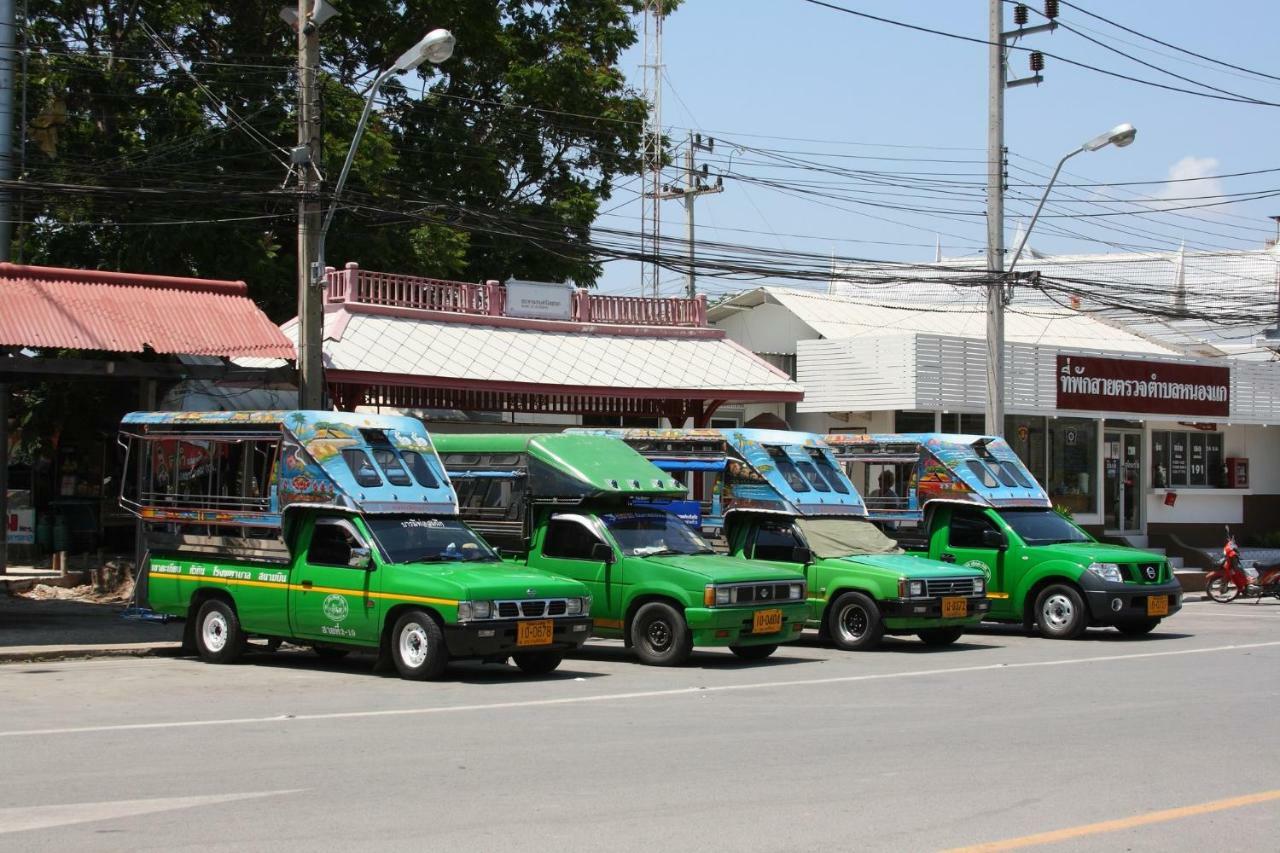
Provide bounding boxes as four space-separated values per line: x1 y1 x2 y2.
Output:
0 790 301 835
2 640 1278 739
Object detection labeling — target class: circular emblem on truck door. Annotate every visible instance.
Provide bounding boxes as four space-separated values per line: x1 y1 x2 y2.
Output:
323 594 349 622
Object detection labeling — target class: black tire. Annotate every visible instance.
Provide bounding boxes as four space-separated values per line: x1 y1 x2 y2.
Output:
193 599 247 664
1205 573 1239 603
630 601 693 666
389 610 448 680
512 651 564 675
1034 584 1088 639
1116 619 1160 636
313 646 350 660
826 591 885 651
729 643 778 661
917 627 964 647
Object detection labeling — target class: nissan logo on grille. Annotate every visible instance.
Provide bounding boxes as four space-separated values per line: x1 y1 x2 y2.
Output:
759 587 771 600
1143 565 1157 581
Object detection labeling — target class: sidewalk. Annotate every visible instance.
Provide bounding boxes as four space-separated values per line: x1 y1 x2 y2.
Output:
0 586 183 663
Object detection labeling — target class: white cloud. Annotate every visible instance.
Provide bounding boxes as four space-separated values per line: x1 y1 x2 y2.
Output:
1151 155 1224 210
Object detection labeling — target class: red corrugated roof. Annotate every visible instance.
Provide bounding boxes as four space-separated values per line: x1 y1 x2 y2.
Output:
0 263 295 359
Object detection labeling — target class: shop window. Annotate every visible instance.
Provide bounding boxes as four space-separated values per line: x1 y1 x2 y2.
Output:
894 411 935 433
1152 430 1224 488
1004 415 1047 486
1047 418 1096 515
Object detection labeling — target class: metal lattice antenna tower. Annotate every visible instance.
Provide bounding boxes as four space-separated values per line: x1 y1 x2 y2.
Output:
639 0 663 297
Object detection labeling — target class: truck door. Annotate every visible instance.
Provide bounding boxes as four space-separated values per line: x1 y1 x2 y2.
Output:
290 517 382 645
539 515 619 618
941 507 1011 617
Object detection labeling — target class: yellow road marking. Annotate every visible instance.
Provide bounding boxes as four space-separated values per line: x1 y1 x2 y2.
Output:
948 789 1280 852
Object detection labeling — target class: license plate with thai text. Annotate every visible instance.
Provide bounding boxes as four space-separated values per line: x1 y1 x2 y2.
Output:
517 620 554 646
1147 596 1169 617
753 608 783 634
942 597 968 618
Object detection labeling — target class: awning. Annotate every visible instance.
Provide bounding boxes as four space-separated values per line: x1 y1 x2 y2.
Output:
0 263 295 359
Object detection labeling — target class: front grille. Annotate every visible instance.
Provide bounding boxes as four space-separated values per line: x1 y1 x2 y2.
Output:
493 599 572 619
925 577 980 597
734 583 793 605
1130 563 1163 583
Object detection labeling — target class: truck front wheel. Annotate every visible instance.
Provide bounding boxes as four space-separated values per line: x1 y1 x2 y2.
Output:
1035 584 1088 639
513 651 564 674
917 627 964 647
630 601 693 666
827 592 885 651
390 610 448 680
729 643 777 661
194 599 247 664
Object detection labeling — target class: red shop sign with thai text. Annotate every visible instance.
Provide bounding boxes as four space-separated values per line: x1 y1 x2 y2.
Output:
1056 355 1230 417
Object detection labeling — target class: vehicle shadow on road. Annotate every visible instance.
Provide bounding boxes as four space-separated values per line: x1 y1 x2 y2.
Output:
235 649 610 683
964 623 1195 642
789 633 1002 654
565 644 816 670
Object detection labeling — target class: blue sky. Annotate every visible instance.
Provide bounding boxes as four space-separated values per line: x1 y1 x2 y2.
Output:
593 0 1280 297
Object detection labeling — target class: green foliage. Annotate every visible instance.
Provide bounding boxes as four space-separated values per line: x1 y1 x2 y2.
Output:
19 1 670 320
1053 503 1074 519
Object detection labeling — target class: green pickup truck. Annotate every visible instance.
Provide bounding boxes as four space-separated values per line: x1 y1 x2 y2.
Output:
119 411 593 680
827 433 1184 638
436 433 810 665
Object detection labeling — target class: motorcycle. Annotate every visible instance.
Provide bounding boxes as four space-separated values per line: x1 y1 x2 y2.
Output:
1204 527 1280 603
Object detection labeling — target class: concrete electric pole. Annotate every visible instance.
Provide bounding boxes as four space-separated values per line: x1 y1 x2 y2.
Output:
295 0 324 410
648 132 722 299
985 0 1057 436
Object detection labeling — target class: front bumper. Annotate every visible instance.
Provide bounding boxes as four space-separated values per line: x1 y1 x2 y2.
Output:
880 595 991 630
443 617 592 658
1080 579 1184 624
684 602 809 647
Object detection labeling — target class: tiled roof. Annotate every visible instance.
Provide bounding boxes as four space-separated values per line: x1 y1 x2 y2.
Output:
0 263 295 359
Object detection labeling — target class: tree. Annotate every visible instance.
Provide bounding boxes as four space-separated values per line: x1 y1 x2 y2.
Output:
18 1 675 320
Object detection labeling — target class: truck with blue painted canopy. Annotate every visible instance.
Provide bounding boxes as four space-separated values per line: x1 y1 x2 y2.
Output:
583 427 990 650
118 411 592 679
435 432 809 666
825 433 1183 638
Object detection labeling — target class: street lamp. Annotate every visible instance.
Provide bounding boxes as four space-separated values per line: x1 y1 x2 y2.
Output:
1008 123 1136 272
984 122 1136 437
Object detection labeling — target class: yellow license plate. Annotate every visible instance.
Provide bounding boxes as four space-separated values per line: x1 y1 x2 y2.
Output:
517 620 554 646
1147 595 1169 617
753 608 783 634
941 596 968 618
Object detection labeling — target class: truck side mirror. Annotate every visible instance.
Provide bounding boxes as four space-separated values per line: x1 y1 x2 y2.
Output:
590 542 616 565
348 546 373 570
980 529 1007 551
791 546 813 565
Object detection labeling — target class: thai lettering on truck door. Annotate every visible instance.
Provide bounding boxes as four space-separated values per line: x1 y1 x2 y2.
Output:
941 507 1012 617
290 517 382 644
539 515 620 621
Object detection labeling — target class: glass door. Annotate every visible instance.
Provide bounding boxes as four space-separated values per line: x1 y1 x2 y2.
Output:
1104 431 1143 533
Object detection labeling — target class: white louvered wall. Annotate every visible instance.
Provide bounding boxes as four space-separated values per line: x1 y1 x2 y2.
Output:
796 335 916 412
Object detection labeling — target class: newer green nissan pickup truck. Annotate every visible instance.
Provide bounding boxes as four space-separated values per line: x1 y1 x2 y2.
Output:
436 433 810 665
119 411 593 680
827 433 1184 638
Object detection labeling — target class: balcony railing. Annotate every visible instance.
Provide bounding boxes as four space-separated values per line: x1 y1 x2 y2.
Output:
325 263 707 328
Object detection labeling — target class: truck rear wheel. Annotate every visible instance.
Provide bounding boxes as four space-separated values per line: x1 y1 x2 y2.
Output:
917 627 964 647
194 599 246 664
1034 584 1088 639
513 651 564 674
630 601 693 666
827 591 884 651
390 610 448 680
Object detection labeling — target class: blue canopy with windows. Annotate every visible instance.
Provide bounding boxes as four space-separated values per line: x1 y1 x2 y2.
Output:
718 429 867 518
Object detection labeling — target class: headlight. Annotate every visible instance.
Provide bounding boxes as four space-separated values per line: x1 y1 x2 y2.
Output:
1087 562 1124 583
565 596 589 616
789 583 805 600
908 580 925 598
972 577 985 595
705 585 733 606
457 600 491 622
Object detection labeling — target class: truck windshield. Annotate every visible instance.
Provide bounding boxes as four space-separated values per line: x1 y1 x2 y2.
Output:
601 510 715 557
366 516 501 564
998 509 1092 545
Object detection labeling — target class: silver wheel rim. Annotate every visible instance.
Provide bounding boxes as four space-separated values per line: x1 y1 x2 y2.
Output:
1042 593 1076 630
202 610 228 653
837 603 869 643
399 622 429 668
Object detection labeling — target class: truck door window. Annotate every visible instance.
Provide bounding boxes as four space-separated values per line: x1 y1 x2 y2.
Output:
948 511 998 549
309 520 364 567
752 523 802 561
543 518 604 560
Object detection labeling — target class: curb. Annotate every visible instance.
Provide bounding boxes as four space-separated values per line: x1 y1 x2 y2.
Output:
0 642 184 664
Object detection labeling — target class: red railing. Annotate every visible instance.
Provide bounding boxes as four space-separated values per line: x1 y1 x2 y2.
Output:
325 263 707 327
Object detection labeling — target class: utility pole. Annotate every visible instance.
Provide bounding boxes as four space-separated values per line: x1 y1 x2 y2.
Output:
985 0 1057 436
639 0 664 298
0 0 15 261
648 133 722 299
295 0 324 410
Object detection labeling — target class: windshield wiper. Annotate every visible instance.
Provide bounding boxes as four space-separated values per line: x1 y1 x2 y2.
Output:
632 547 687 557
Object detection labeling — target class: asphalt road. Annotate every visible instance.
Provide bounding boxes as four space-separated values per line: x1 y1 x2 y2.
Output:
2 599 1278 852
